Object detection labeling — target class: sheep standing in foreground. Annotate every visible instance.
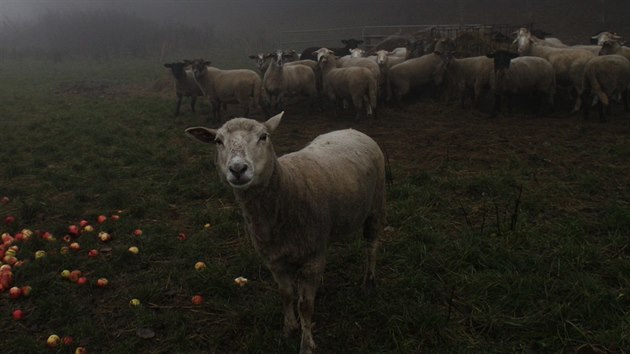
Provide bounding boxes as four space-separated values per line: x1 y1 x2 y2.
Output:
163 62 204 116
263 50 318 113
581 54 630 121
185 112 386 354
316 48 378 120
188 59 262 121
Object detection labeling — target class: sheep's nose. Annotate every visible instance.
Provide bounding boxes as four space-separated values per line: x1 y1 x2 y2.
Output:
229 162 248 178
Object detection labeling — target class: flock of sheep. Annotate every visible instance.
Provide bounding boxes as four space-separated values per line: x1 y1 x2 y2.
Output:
166 27 630 122
179 26 629 354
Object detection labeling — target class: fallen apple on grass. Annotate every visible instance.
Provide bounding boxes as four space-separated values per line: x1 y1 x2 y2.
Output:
69 242 81 251
68 270 82 282
9 286 22 299
96 278 108 288
191 295 204 305
47 334 61 348
128 246 139 255
11 309 24 320
87 249 99 258
129 298 141 306
35 250 46 259
133 229 142 237
68 225 80 236
98 232 111 242
194 261 207 271
97 215 107 224
76 277 88 285
62 336 74 346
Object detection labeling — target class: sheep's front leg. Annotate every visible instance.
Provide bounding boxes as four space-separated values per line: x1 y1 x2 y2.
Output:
175 93 183 116
297 259 325 354
270 265 299 337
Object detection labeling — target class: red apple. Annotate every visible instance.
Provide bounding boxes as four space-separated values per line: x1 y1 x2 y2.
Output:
75 347 87 354
69 242 81 251
133 229 142 237
20 285 32 297
177 233 187 241
12 309 24 320
9 286 22 299
4 215 15 225
13 232 24 242
62 336 74 346
68 225 79 236
87 249 99 258
191 295 204 305
1 233 13 244
97 215 107 224
110 214 120 221
0 196 9 204
96 278 108 288
68 270 82 282
79 220 89 228
76 277 88 285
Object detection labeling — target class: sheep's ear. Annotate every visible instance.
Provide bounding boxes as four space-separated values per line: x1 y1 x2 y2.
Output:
185 127 218 144
264 111 283 133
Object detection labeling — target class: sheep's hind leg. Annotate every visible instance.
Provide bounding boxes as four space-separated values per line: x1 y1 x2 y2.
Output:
270 265 299 338
297 259 325 354
362 215 381 292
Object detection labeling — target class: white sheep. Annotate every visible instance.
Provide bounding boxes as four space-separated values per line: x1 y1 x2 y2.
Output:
188 59 263 121
263 50 318 112
591 31 623 45
387 52 443 104
487 50 556 117
581 54 630 121
163 62 204 116
184 112 386 354
515 27 594 112
599 40 630 61
434 54 494 108
248 52 272 76
315 48 378 120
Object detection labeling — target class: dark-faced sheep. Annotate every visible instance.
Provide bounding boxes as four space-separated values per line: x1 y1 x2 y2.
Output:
163 62 204 116
185 112 386 354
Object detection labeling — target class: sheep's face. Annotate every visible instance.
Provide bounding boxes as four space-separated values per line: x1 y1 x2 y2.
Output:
592 32 622 46
349 48 365 58
189 59 211 80
599 40 621 56
374 50 388 66
164 62 187 80
514 28 532 55
185 113 283 191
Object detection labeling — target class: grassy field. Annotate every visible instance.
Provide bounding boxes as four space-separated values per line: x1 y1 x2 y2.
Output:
0 58 629 354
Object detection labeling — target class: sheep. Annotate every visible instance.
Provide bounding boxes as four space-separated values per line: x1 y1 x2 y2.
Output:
163 62 204 116
515 27 594 112
434 52 494 108
262 50 318 113
599 40 630 61
581 54 630 121
315 48 378 120
590 31 622 45
337 48 367 65
285 58 323 94
387 52 444 104
487 50 556 117
184 111 386 354
188 59 263 121
248 52 272 76
299 38 363 61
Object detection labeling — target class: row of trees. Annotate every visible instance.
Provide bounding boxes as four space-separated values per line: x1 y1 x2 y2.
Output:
0 11 217 61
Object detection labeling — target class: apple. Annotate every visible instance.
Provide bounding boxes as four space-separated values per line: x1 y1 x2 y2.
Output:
75 347 87 354
21 229 33 238
1 233 13 244
35 250 46 259
47 334 61 347
97 215 107 224
80 220 89 228
0 264 12 272
61 270 71 279
70 242 81 251
68 225 80 235
0 196 9 204
76 277 88 285
87 249 99 258
21 285 32 297
12 309 24 320
62 336 74 346
68 270 82 282
41 231 55 241
4 215 15 225
60 246 70 255
13 232 24 242
3 255 17 265
191 295 204 305
96 278 108 288
98 232 111 242
9 286 22 299
194 261 207 271
111 214 120 221
204 223 212 229
83 225 94 232
133 229 142 237
234 276 248 287
177 233 187 241
129 298 141 306
128 246 139 255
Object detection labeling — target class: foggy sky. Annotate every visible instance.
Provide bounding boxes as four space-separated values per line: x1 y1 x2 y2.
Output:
2 0 630 41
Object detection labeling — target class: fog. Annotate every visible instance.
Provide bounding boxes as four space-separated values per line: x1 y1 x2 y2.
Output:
1 0 629 62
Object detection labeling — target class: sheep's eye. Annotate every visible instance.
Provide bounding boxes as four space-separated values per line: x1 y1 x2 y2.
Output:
215 139 223 146
259 134 268 142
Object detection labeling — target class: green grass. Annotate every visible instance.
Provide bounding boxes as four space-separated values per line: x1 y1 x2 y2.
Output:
1 58 629 353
